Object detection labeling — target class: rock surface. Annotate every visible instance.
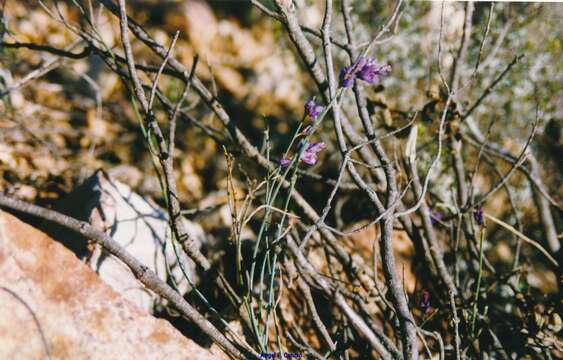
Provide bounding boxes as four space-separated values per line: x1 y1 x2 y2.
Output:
0 210 227 360
41 170 203 313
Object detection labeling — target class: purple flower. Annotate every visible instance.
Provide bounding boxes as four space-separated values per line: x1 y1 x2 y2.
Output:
305 99 324 120
430 211 443 226
420 290 431 314
340 56 391 88
339 65 357 88
300 142 326 165
280 158 291 167
357 58 391 84
473 205 484 226
301 125 312 136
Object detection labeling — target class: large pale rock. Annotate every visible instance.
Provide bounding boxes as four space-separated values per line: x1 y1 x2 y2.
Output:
0 210 227 359
42 170 204 313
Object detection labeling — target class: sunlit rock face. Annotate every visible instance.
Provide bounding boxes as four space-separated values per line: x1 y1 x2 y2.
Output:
41 170 205 313
0 210 227 360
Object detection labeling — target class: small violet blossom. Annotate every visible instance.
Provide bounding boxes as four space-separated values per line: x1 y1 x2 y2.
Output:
300 142 326 165
300 125 312 136
474 205 485 226
280 158 291 168
430 211 443 226
280 142 326 167
304 99 324 120
340 57 391 88
420 290 431 314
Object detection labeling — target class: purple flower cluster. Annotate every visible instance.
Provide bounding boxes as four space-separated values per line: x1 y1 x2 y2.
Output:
340 57 391 88
304 99 324 120
300 142 326 165
283 56 390 168
279 142 326 167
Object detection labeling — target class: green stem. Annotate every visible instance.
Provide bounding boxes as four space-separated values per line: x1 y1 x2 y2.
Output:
470 227 486 336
